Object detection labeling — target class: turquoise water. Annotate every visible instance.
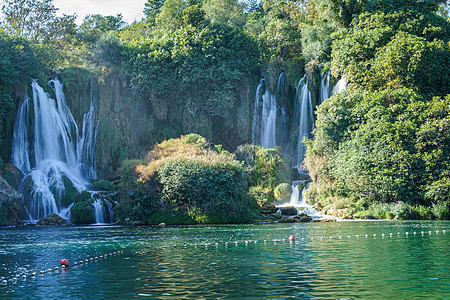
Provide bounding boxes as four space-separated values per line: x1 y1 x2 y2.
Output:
0 221 449 299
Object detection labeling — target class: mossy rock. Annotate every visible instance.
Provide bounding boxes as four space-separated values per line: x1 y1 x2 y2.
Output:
0 176 24 226
274 183 292 203
280 206 298 216
1 163 24 190
61 176 81 207
37 213 67 225
70 198 94 224
90 179 115 191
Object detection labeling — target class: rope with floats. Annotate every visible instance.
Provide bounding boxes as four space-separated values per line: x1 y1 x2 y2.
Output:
1 229 447 286
1 250 124 285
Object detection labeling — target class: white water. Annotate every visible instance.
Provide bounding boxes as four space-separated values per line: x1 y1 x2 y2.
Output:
332 77 347 95
11 79 98 221
93 199 105 224
252 73 289 150
293 74 314 171
278 181 338 220
319 71 331 104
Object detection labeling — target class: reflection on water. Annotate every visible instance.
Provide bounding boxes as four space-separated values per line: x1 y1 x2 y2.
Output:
0 221 448 298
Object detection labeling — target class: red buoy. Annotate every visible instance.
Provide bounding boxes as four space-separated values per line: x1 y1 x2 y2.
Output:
59 259 70 267
289 235 295 241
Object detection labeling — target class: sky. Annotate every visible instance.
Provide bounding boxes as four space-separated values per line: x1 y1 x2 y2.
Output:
53 0 146 25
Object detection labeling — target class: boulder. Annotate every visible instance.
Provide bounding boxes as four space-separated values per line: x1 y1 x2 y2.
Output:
280 206 298 216
1 163 24 190
37 213 67 225
0 176 24 226
260 203 278 215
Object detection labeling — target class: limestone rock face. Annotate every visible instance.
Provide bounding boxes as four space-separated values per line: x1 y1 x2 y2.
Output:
0 176 24 226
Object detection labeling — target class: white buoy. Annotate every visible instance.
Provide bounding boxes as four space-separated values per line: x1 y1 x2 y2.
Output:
365 234 368 238
31 272 36 276
373 234 376 238
89 258 93 261
301 238 305 241
436 231 439 234
382 233 385 238
54 267 59 270
321 237 324 240
356 235 359 238
330 237 333 239
1 280 7 284
429 231 432 235
74 262 78 265
413 232 416 235
421 231 424 235
47 269 52 272
311 238 314 241
339 236 342 239
40 270 45 274
443 230 446 233
22 274 26 279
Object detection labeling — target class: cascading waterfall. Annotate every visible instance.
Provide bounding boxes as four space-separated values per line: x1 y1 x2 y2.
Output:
252 73 289 150
319 71 331 104
11 78 99 221
93 199 105 224
332 77 347 95
292 74 314 171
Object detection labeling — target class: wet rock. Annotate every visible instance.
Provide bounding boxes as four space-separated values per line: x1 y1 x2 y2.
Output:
0 176 24 226
280 206 297 216
37 213 67 225
260 203 278 215
1 164 24 190
298 215 312 222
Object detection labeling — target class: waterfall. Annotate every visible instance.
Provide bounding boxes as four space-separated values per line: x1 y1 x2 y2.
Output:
319 71 331 104
93 199 105 224
11 78 98 221
332 77 347 95
293 75 314 171
11 97 31 174
252 73 289 150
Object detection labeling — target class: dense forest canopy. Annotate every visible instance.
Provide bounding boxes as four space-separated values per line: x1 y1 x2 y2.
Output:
0 0 449 220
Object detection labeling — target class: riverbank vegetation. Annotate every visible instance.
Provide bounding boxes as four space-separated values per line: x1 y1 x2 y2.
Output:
0 0 449 223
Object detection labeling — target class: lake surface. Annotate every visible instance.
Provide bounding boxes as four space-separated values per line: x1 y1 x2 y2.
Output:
0 221 449 299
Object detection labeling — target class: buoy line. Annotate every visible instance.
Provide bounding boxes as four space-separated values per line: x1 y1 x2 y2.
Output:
157 229 447 250
0 250 124 286
1 229 447 286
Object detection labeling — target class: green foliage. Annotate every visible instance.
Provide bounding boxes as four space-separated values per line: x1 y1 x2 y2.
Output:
122 23 259 119
92 32 123 67
1 0 77 43
202 0 246 28
331 6 450 98
116 136 257 224
306 88 450 219
235 144 290 204
0 31 41 162
70 195 94 224
274 182 291 202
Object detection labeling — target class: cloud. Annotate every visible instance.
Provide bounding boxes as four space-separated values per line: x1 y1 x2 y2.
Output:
53 0 145 25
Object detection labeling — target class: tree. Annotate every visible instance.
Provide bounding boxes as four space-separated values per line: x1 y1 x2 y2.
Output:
202 0 246 28
144 0 165 23
77 14 125 44
156 0 187 31
1 0 76 43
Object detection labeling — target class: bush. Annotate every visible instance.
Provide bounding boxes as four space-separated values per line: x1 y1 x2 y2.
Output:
274 183 291 203
71 199 94 224
235 144 290 204
117 135 258 224
431 202 450 220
